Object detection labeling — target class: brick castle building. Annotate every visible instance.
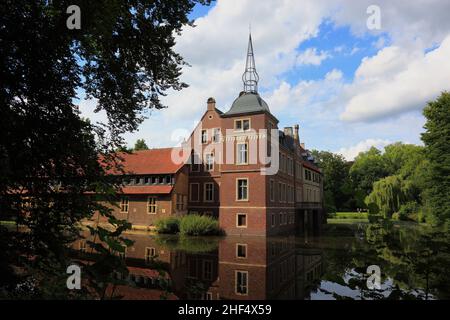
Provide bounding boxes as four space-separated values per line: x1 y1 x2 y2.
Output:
94 34 324 236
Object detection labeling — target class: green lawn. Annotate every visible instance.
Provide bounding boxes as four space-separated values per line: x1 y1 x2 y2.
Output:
327 212 368 223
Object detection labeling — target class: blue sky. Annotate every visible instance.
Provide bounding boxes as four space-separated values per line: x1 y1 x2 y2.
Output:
78 0 450 160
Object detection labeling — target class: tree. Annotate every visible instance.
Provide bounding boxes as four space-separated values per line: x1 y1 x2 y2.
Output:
0 0 211 298
350 147 390 203
421 92 450 225
134 139 149 151
365 175 404 218
311 150 354 212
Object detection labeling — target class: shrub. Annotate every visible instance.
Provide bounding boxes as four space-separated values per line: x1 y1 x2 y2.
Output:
179 214 222 236
155 217 180 234
395 201 420 221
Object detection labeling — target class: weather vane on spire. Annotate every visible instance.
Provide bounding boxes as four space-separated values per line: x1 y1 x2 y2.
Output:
242 30 259 93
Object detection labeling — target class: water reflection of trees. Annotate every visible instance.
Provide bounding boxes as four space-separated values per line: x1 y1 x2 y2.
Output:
321 222 450 299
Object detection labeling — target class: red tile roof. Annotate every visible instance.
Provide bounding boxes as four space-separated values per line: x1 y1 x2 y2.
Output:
303 161 321 173
120 185 173 194
105 147 186 175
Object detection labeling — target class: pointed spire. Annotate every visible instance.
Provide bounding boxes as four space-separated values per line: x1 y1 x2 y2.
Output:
242 32 259 93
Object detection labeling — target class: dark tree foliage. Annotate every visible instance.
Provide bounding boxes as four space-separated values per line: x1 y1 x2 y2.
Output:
421 91 450 225
0 0 211 298
134 138 149 151
310 150 354 212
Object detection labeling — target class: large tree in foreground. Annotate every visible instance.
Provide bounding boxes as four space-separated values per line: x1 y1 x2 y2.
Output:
0 0 210 298
421 91 450 226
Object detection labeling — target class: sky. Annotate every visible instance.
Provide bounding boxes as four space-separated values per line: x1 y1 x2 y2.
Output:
78 0 450 160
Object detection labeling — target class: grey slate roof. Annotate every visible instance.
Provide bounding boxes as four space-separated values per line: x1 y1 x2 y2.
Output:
223 92 270 116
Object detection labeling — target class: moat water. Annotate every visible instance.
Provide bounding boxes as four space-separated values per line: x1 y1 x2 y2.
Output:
71 221 450 300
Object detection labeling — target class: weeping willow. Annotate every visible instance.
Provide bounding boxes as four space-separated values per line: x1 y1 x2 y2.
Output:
365 175 405 218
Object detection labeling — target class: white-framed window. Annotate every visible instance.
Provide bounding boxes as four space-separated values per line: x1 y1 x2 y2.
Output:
213 128 221 143
205 153 214 171
145 247 156 264
236 142 248 165
204 182 214 202
236 179 248 201
120 197 129 213
235 270 248 295
236 243 247 258
234 119 250 131
201 129 208 144
147 196 157 214
236 213 247 228
189 183 200 202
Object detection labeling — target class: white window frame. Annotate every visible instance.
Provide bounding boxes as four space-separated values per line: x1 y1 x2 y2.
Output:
147 196 157 214
235 270 249 295
236 178 249 201
236 142 249 165
236 213 247 228
120 197 129 213
201 129 208 144
204 182 214 202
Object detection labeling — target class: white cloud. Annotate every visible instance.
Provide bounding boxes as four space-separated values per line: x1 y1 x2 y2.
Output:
296 48 330 66
336 139 392 161
340 35 450 122
75 0 450 151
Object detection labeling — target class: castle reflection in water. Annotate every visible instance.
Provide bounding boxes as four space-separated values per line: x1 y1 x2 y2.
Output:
71 232 323 300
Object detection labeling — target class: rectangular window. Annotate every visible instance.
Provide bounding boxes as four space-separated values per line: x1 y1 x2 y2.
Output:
145 247 156 264
204 292 213 300
205 154 214 171
203 260 213 280
147 196 157 214
120 197 129 213
269 180 274 202
236 179 248 201
236 271 248 295
176 194 185 211
189 183 200 202
190 153 200 172
234 119 250 131
271 214 276 227
236 244 247 258
236 213 247 228
236 142 248 164
201 129 208 144
213 128 221 143
79 240 86 253
204 182 214 202
278 182 282 202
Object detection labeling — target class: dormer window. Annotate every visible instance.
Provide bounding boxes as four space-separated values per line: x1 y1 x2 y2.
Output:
235 119 250 131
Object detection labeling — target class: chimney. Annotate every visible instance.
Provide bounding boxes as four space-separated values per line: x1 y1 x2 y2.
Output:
283 127 293 137
300 142 305 149
207 97 216 111
293 124 299 142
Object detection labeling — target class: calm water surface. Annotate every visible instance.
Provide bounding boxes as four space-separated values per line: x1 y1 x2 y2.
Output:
71 221 450 300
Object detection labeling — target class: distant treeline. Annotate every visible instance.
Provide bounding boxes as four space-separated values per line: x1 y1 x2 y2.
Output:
312 92 450 226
